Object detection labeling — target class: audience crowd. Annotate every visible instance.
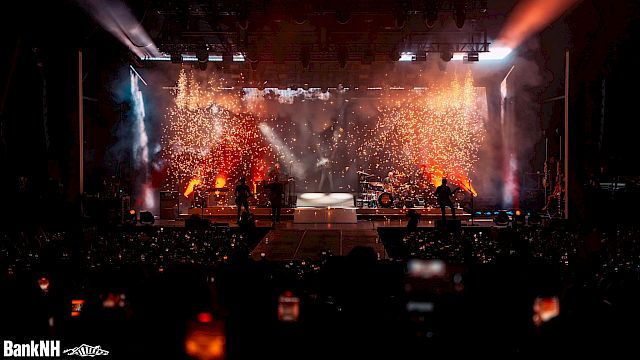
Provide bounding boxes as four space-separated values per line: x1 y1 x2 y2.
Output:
1 223 638 358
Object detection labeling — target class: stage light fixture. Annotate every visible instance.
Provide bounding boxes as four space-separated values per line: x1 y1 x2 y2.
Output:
440 47 453 62
399 52 416 61
467 51 479 62
528 212 542 225
196 49 208 71
293 8 308 25
196 48 208 63
454 1 466 29
336 11 351 24
124 209 136 224
394 10 407 29
236 7 249 30
424 0 439 28
513 210 526 226
494 210 510 226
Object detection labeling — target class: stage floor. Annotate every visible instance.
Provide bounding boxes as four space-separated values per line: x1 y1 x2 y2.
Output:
180 205 472 221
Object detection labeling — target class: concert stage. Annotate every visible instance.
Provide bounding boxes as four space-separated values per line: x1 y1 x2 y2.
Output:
150 206 499 262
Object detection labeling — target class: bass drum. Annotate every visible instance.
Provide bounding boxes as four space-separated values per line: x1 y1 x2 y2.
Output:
378 192 394 208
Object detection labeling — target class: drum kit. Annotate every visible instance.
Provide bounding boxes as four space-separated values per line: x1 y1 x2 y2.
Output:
357 171 428 208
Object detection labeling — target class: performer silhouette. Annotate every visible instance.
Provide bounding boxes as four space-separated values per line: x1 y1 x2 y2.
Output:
234 177 252 223
435 179 460 222
267 178 284 224
268 163 281 182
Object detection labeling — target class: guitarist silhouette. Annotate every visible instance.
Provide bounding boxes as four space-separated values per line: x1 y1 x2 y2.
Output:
435 178 461 222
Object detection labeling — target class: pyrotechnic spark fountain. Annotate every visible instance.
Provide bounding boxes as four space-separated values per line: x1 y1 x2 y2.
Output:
162 69 274 192
360 71 485 196
163 69 487 197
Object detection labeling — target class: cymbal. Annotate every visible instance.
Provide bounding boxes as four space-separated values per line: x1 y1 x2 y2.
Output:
369 181 384 187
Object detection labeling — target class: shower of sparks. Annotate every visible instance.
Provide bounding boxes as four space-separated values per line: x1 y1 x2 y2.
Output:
162 69 486 196
163 69 273 191
360 71 485 195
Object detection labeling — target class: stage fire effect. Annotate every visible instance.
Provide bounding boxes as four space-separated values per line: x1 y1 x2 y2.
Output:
360 72 485 195
163 70 273 193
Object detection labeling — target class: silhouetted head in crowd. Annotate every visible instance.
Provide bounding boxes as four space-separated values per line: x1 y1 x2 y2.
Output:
347 245 377 265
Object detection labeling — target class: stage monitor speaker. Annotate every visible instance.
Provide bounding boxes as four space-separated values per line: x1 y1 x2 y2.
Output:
140 211 155 224
435 219 461 229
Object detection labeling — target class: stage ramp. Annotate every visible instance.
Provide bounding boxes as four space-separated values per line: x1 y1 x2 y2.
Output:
250 229 386 261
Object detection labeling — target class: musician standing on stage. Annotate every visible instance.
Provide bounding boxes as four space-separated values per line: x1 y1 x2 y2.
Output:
268 163 281 182
266 174 284 224
234 177 252 223
435 178 459 222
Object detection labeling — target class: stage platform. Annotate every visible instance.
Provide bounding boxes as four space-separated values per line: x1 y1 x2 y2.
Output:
148 216 500 262
153 204 494 263
181 205 471 221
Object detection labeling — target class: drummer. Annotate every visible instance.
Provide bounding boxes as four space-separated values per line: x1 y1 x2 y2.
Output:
383 171 395 192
